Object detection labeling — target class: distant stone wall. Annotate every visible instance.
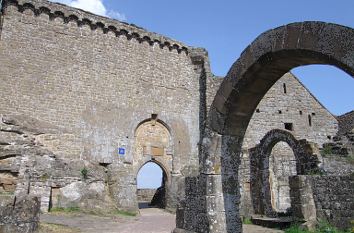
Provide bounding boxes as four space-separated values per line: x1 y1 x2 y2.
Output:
137 188 156 202
0 195 40 233
243 73 338 149
337 110 354 136
321 157 354 176
290 175 354 230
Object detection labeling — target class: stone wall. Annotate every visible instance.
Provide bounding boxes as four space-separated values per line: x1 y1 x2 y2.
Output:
137 188 156 203
243 73 338 149
289 175 354 230
0 0 203 212
337 110 354 136
0 195 40 233
321 157 354 176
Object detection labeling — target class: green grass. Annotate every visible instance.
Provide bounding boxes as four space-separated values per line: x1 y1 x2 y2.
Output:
50 206 81 213
285 225 310 233
49 206 137 217
38 223 81 233
242 217 252 225
347 154 354 165
285 221 352 233
111 209 137 217
0 191 15 195
321 145 333 156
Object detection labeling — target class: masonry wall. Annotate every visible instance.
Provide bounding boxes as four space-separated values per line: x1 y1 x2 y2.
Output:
0 0 201 211
290 175 354 230
243 72 338 149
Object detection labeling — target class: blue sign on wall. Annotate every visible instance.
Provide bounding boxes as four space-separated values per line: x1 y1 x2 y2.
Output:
118 147 125 155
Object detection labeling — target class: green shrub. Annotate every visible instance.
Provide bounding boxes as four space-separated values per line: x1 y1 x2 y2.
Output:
321 145 333 156
80 167 88 180
315 220 348 233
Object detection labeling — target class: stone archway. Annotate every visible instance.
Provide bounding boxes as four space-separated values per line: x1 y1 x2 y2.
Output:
133 117 173 209
249 129 321 217
207 22 354 233
136 160 169 208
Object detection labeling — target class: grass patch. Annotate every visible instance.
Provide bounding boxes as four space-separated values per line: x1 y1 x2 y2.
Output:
346 154 354 165
111 209 137 217
38 223 81 233
285 221 352 233
0 191 14 195
50 207 81 213
321 145 333 156
242 217 252 225
285 225 310 233
49 206 137 218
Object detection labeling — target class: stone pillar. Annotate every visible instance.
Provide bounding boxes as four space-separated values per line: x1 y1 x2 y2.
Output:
174 128 229 233
289 175 317 230
220 135 242 233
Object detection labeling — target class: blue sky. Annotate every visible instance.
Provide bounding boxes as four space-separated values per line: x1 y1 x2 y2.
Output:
51 0 353 188
137 162 162 189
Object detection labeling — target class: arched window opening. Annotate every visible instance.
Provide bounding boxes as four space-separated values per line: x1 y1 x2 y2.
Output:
137 162 167 209
269 142 296 213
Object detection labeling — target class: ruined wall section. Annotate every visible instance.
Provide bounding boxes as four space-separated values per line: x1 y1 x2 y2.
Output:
337 110 354 136
290 175 354 231
238 73 338 216
206 77 223 113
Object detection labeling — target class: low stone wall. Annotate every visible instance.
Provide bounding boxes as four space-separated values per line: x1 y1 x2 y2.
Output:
0 195 40 233
137 189 156 203
289 175 354 230
337 111 354 136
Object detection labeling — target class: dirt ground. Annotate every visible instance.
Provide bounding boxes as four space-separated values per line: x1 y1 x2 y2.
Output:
40 208 284 233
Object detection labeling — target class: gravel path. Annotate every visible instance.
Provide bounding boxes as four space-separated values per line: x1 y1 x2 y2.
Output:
41 208 284 233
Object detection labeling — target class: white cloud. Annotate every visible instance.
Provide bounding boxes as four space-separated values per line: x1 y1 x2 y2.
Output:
51 0 126 21
107 10 126 22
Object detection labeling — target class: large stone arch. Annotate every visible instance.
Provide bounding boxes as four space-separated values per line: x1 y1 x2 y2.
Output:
249 129 321 217
207 22 354 233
